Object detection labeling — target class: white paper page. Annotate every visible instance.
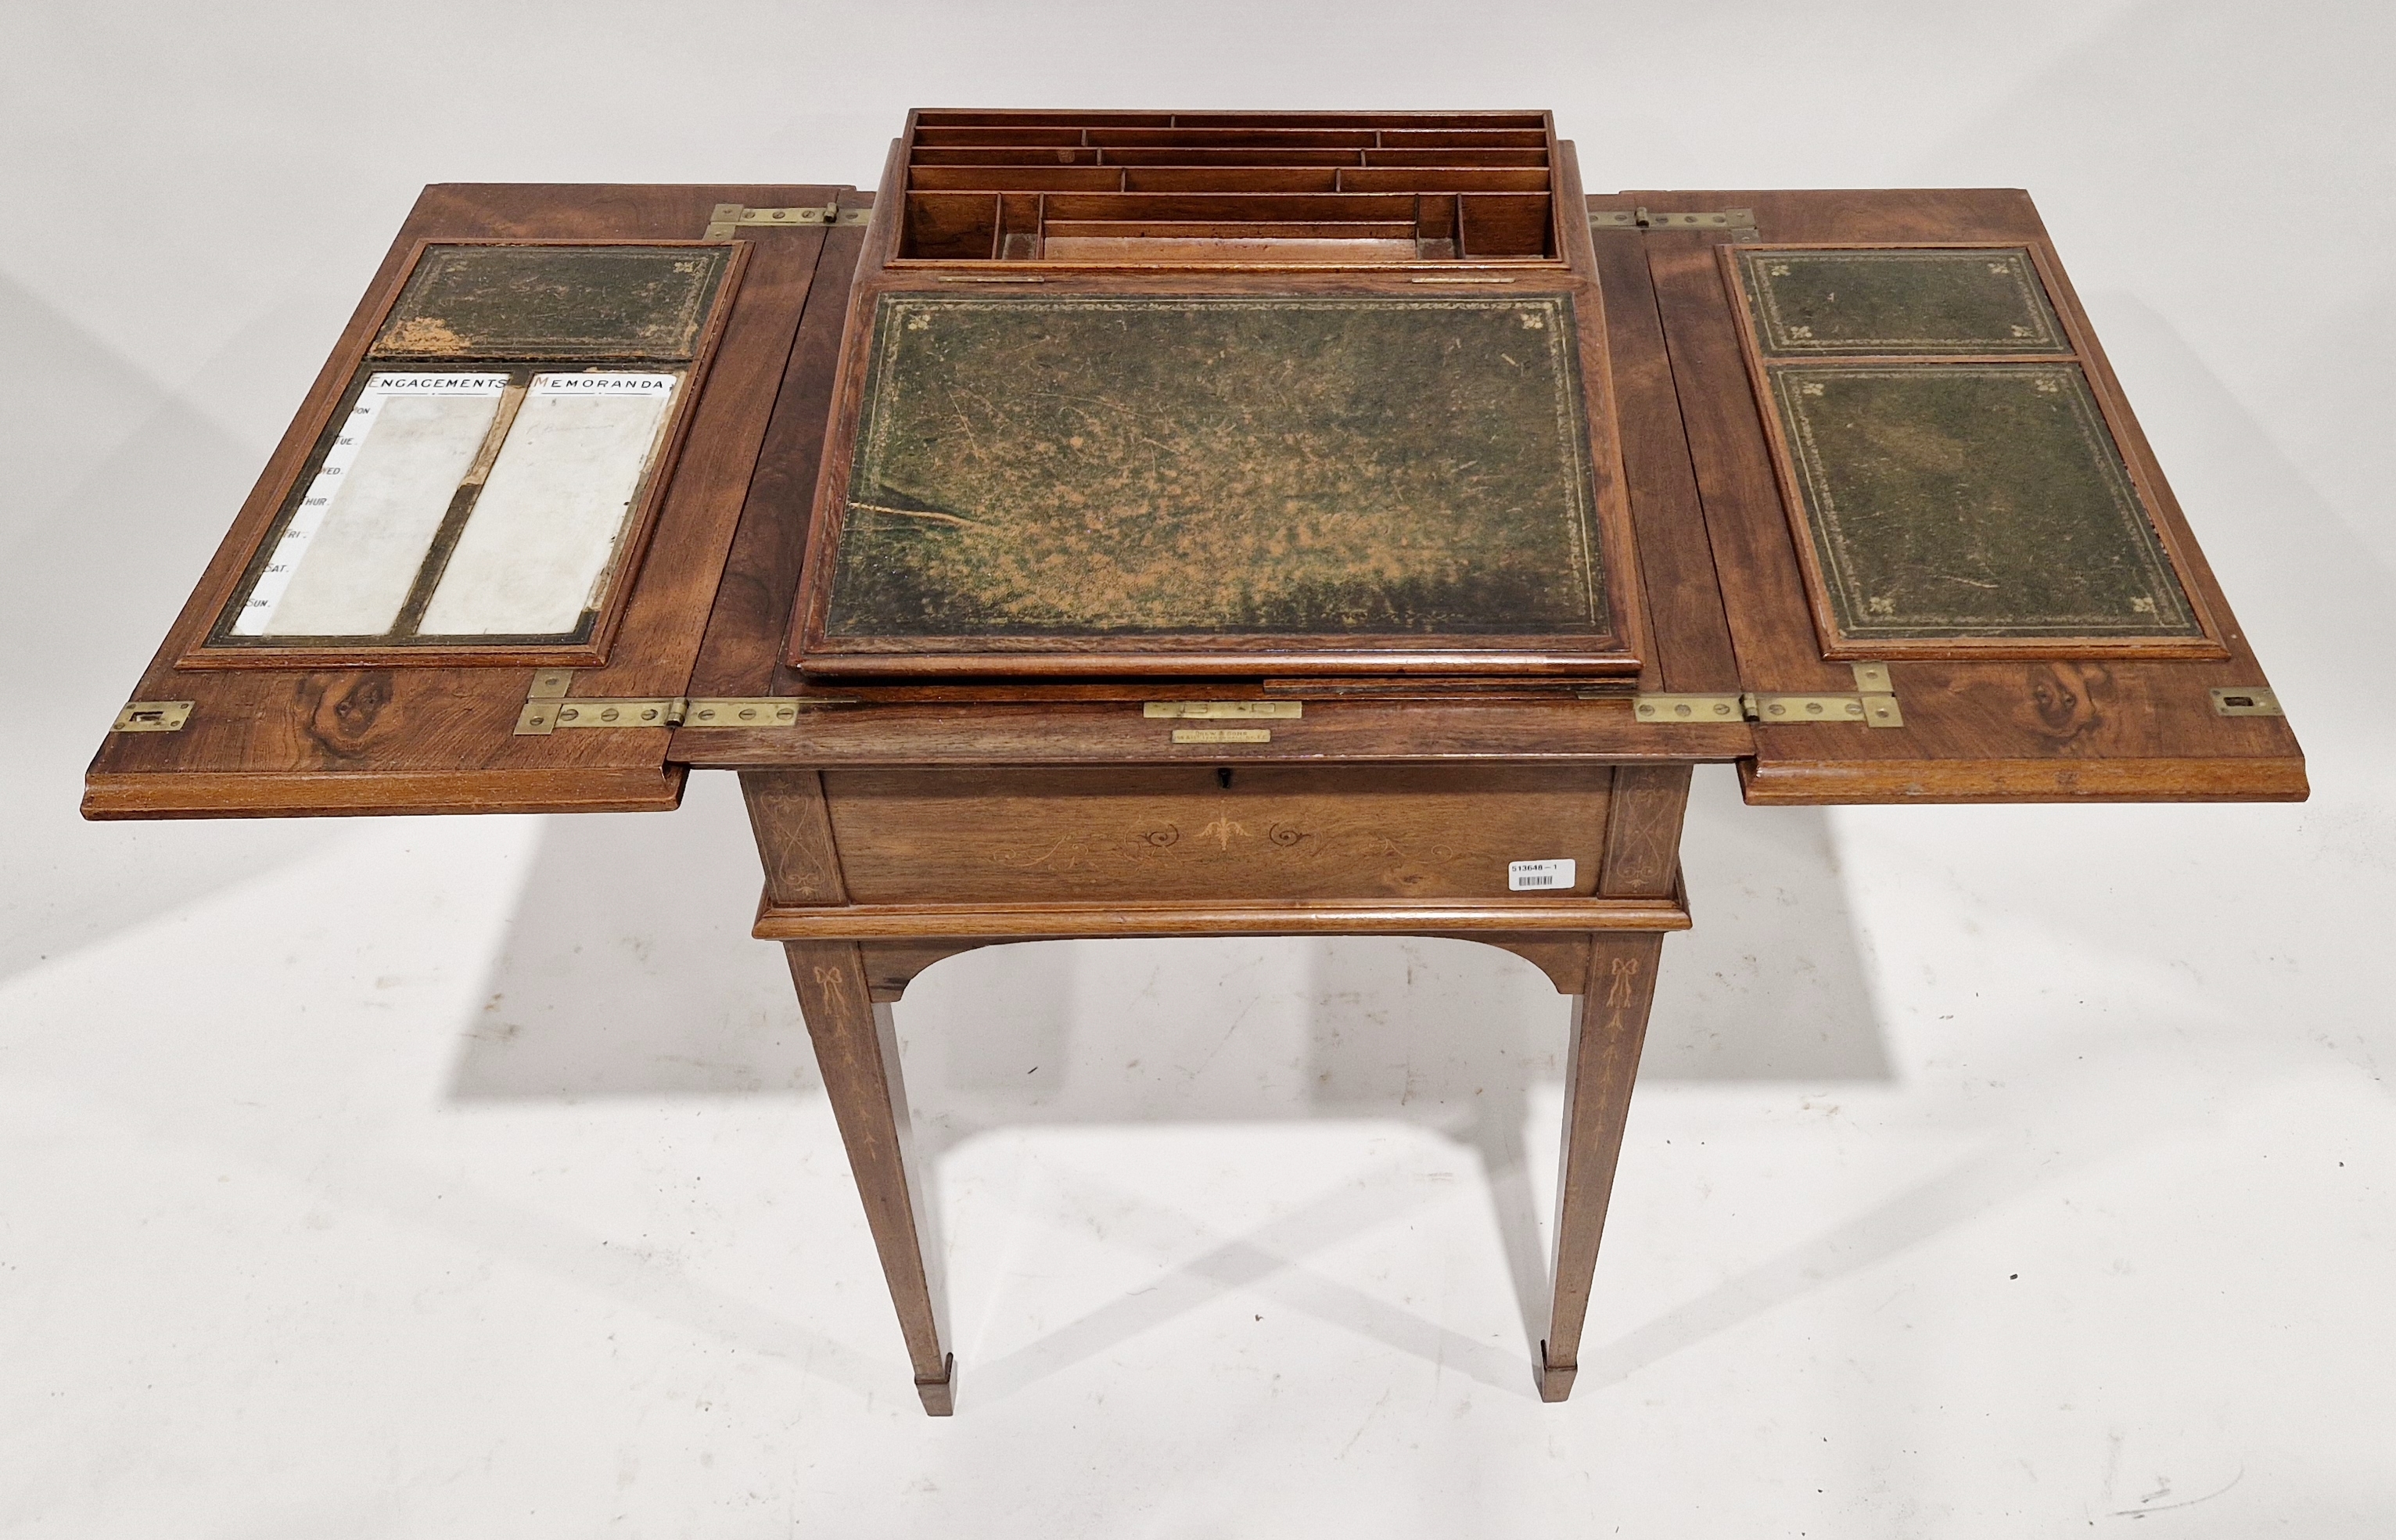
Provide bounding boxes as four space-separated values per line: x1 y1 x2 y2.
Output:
416 372 677 637
238 374 508 637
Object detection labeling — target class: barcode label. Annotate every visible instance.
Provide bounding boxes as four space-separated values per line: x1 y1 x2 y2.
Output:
1508 859 1576 892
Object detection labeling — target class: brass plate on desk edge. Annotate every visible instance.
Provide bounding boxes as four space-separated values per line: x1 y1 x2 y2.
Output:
2211 687 2283 716
111 701 193 733
1144 702 1302 719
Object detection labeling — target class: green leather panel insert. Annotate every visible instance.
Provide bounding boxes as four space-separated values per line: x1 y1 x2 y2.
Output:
1737 248 2067 357
372 244 732 361
1769 363 2200 641
827 293 1608 639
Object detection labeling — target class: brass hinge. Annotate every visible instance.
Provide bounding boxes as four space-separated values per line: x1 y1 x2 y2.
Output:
1631 664 1902 727
2211 687 2283 717
111 700 193 733
514 667 679 735
684 696 857 726
1143 702 1303 720
1748 692 1893 726
1589 206 1758 241
514 673 853 734
704 200 873 239
1630 693 1744 724
513 669 574 735
526 698 687 734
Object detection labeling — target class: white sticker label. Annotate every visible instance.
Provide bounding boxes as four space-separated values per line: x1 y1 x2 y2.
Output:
363 372 510 394
1507 859 1576 892
530 372 679 395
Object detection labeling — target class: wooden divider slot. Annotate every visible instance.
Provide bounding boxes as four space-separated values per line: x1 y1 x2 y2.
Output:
893 109 1562 266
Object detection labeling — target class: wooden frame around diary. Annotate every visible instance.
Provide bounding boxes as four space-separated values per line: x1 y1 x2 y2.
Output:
1718 239 2229 663
181 237 749 672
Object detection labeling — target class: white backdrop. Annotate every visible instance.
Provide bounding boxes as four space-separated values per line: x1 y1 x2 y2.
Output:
4 4 2392 1535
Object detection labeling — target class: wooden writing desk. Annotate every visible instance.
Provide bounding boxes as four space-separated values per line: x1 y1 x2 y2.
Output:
84 111 2304 1416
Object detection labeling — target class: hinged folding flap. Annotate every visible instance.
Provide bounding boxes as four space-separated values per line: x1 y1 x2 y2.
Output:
84 181 856 819
781 112 1651 686
1598 187 2306 803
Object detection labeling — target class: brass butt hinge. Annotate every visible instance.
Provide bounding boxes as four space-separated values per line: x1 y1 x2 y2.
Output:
1747 691 1901 727
1629 693 1744 724
518 696 685 734
704 199 874 239
1632 664 1902 727
684 697 858 725
1590 206 1758 241
111 700 193 733
514 673 852 734
1143 702 1302 720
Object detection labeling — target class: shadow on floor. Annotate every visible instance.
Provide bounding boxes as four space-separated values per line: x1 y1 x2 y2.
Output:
3 275 342 989
444 772 813 1099
443 762 1892 1398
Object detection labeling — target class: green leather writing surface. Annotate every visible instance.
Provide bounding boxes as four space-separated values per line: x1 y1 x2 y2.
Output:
1769 363 2201 641
1737 248 2067 357
372 245 731 361
826 293 1608 639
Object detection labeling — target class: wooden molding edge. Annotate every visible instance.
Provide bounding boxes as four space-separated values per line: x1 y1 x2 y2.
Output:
81 766 687 820
1738 756 2309 806
755 894 1694 941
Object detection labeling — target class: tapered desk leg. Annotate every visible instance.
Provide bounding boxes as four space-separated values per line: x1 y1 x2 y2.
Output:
1539 931 1665 1402
784 939 956 1416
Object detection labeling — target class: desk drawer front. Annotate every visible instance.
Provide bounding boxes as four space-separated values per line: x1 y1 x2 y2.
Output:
822 766 1613 903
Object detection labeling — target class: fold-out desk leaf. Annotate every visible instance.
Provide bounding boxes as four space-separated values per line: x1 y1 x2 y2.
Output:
84 184 851 816
1602 188 2304 802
